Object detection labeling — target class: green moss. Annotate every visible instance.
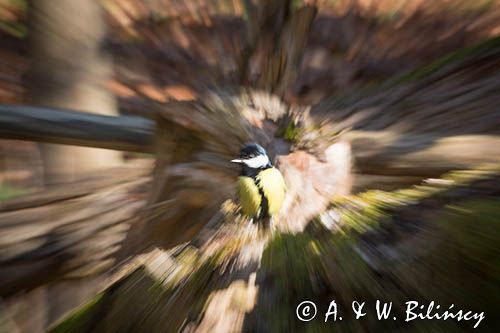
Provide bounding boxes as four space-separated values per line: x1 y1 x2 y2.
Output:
291 0 304 10
391 197 500 326
390 35 500 85
441 164 500 185
49 293 105 333
0 0 27 38
458 0 495 12
374 7 401 24
0 20 27 38
0 184 26 201
438 199 500 283
281 119 304 143
253 165 500 331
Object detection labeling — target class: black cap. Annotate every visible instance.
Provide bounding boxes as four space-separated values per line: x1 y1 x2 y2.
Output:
239 143 267 158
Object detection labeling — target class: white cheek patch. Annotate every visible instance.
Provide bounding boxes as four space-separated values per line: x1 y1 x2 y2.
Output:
243 154 269 168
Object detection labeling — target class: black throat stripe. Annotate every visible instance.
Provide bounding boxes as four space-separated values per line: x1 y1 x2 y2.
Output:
254 176 269 219
240 163 272 219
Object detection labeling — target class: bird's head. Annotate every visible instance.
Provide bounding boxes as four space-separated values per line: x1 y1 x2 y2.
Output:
230 143 272 169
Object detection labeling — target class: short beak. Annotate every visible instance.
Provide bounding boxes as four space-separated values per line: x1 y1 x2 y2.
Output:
230 159 243 163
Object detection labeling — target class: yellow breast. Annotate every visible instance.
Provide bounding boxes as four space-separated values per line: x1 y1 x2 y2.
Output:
237 176 261 217
256 167 286 217
237 167 286 218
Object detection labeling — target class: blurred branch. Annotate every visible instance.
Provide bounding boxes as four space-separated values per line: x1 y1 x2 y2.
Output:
350 132 500 177
0 105 154 152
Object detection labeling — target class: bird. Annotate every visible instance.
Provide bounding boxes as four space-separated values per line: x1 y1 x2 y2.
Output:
230 143 286 224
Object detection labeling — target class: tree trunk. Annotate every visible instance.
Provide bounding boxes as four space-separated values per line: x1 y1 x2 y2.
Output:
240 0 316 97
27 0 122 185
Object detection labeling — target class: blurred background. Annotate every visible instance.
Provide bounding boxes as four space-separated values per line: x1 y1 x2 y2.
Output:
0 0 499 332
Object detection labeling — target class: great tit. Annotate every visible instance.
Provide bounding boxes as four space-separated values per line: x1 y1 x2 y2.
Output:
231 143 286 220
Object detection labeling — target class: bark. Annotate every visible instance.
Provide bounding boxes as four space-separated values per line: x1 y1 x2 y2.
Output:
240 0 317 96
